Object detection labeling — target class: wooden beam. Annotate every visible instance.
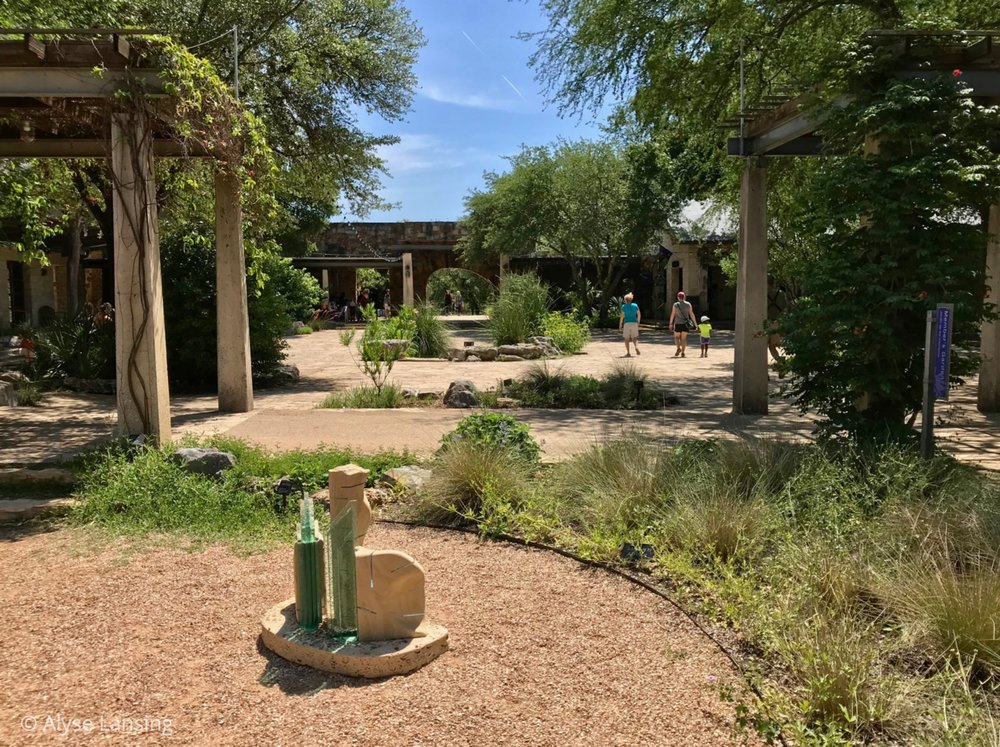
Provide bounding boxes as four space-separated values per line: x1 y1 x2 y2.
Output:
0 138 210 157
112 34 131 62
0 67 165 97
23 34 44 60
728 135 824 156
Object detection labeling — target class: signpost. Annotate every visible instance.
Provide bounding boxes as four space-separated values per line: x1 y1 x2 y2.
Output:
921 303 954 459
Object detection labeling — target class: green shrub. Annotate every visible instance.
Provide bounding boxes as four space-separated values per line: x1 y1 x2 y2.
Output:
339 305 416 392
440 412 541 463
13 378 43 406
487 272 549 345
307 318 329 332
294 325 313 335
412 302 450 357
72 439 413 545
541 311 590 354
320 383 404 409
504 360 666 410
427 268 494 314
23 308 115 382
160 228 322 388
413 441 529 525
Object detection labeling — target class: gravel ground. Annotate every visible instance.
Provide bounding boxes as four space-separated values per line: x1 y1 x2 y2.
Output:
0 523 761 746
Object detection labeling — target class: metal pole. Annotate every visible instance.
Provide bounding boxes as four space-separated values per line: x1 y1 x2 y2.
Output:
232 26 239 100
920 309 937 459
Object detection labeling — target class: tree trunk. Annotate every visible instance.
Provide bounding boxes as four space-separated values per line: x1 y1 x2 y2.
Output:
596 257 627 326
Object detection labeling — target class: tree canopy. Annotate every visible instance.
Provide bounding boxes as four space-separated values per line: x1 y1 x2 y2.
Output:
459 139 681 322
1 0 424 249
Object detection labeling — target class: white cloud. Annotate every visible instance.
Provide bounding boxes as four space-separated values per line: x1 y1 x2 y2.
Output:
377 134 495 176
420 82 526 112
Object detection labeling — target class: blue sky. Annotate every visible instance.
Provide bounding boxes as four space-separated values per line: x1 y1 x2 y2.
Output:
345 0 606 222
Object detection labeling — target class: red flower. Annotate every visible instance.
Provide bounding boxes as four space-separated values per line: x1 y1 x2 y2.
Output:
918 290 928 300
953 69 962 77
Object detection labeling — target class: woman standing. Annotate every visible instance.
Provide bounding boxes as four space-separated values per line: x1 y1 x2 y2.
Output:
618 292 641 357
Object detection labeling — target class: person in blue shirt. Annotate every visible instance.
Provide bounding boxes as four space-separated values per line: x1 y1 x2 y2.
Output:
618 292 641 357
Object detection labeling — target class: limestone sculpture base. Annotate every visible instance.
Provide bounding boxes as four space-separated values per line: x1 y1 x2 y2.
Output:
260 599 448 678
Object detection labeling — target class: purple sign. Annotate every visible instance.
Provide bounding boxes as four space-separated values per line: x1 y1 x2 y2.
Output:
933 305 953 400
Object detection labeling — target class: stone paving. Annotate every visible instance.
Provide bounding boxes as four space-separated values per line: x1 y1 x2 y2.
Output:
0 320 997 468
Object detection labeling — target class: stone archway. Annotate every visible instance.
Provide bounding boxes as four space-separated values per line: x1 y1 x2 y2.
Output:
424 267 494 314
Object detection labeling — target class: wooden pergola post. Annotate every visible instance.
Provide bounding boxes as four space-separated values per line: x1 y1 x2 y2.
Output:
215 169 253 412
979 205 1000 411
110 111 171 439
733 158 769 415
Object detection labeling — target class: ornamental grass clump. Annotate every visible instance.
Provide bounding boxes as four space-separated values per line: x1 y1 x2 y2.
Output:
487 272 549 345
416 414 540 525
412 301 450 358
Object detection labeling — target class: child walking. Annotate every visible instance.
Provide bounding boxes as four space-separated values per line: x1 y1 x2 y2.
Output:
698 315 712 358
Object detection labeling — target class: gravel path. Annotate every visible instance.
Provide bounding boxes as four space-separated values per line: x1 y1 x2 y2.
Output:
0 524 760 746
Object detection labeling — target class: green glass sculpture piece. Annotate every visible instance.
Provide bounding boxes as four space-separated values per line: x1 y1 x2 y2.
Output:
294 495 325 631
326 504 358 637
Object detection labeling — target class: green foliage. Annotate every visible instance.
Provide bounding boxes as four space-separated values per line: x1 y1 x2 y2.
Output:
505 359 666 409
413 440 532 527
540 311 591 354
417 435 1000 743
440 412 541 464
338 305 416 393
412 302 450 358
777 73 1000 444
294 325 313 335
355 268 389 294
320 383 404 409
160 228 322 387
487 272 550 345
426 269 494 313
12 378 43 406
20 308 115 382
71 437 413 546
460 140 681 323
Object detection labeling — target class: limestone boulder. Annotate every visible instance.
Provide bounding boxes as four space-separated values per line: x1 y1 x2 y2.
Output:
381 339 411 358
443 380 479 408
172 447 237 478
382 466 432 493
529 336 562 357
274 363 300 385
468 346 498 362
447 347 467 362
498 343 544 359
496 354 525 362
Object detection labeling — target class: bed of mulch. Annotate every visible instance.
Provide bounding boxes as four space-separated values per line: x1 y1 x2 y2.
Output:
0 523 761 746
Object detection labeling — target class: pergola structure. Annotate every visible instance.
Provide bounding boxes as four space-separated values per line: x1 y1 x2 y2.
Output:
724 30 1000 414
0 30 253 440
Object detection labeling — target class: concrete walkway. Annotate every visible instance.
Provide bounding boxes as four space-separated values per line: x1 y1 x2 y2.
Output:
1 324 997 469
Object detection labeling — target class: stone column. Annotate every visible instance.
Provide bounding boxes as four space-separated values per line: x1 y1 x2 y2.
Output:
733 159 769 415
111 112 171 439
215 169 253 413
402 252 414 306
979 204 1000 411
